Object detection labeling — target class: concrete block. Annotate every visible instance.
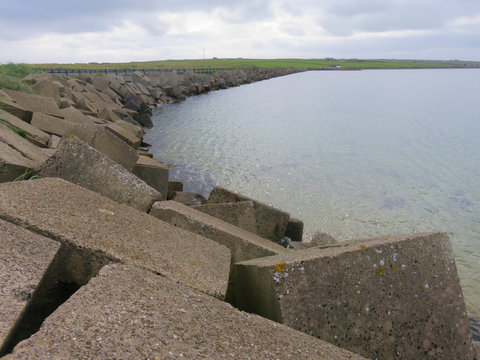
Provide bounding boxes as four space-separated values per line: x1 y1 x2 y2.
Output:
173 191 207 206
0 91 33 123
112 119 145 139
59 106 94 125
0 219 60 355
0 178 230 298
233 233 476 360
193 201 257 234
285 217 304 242
150 200 288 264
5 264 366 360
132 155 168 200
65 123 138 171
3 89 63 118
208 186 290 243
167 180 183 200
47 135 61 149
106 122 141 149
0 109 50 147
31 112 75 137
39 137 162 212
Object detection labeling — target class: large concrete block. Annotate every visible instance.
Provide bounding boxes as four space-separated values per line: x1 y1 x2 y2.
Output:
0 178 231 298
150 200 288 264
105 122 141 149
0 123 49 182
193 201 257 234
59 106 95 125
65 123 138 171
233 233 476 360
39 137 162 212
5 264 366 360
0 219 60 355
132 155 168 200
31 112 75 137
208 186 290 243
0 91 33 123
3 89 63 118
0 109 50 147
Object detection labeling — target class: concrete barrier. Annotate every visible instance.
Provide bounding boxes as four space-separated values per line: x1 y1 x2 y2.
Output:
208 186 290 243
233 233 476 360
0 178 231 299
4 264 367 360
39 137 162 212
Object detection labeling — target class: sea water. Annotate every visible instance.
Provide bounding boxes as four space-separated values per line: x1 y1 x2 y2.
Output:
146 69 480 315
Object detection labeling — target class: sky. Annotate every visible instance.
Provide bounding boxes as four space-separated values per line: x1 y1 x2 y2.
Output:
1 0 480 64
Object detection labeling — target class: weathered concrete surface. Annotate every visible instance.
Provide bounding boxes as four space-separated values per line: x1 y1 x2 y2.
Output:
0 109 50 147
59 106 94 125
167 180 183 200
3 89 63 118
150 200 288 264
285 217 304 242
0 123 49 182
131 155 169 200
105 122 141 148
208 186 290 243
5 264 366 360
65 123 138 171
0 178 231 298
234 233 476 360
173 191 207 206
31 112 75 137
193 201 257 234
0 219 60 354
38 137 162 212
0 92 33 123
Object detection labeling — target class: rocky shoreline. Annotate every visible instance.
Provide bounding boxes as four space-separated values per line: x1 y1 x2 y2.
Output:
0 68 479 359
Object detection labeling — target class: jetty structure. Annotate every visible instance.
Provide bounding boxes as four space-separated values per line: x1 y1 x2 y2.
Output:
0 67 479 359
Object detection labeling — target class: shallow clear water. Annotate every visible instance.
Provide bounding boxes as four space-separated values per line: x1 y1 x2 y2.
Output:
146 69 480 313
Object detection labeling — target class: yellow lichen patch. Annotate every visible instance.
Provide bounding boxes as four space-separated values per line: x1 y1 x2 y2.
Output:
360 244 366 249
392 267 397 272
274 262 286 273
191 261 197 265
375 267 385 276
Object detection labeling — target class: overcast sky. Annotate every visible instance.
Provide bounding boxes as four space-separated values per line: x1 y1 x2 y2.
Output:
1 0 479 64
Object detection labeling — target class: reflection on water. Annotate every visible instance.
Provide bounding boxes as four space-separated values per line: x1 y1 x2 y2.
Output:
146 69 480 313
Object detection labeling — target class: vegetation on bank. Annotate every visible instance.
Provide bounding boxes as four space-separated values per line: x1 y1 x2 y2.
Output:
27 58 480 71
0 63 34 92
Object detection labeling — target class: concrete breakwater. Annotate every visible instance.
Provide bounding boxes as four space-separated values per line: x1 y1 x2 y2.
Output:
0 68 478 359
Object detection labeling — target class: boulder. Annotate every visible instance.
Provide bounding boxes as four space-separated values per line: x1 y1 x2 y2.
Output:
131 155 168 199
208 186 290 243
0 219 60 356
0 178 231 298
5 264 366 360
233 233 477 360
64 123 138 171
0 109 50 147
193 201 257 234
38 137 162 212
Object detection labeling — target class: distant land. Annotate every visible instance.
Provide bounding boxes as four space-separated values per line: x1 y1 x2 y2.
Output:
28 58 480 71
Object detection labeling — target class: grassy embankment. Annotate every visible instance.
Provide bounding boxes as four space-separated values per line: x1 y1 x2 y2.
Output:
0 63 34 92
29 58 480 71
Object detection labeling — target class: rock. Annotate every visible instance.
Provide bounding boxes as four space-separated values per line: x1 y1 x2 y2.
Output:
311 231 338 246
30 79 63 101
38 137 162 212
0 178 231 298
59 106 94 125
112 119 145 138
193 201 257 234
167 180 183 200
64 123 138 171
285 218 304 242
233 233 477 360
0 109 50 147
47 135 61 149
131 155 168 200
0 219 60 356
105 122 141 149
173 191 207 206
208 186 290 243
5 264 366 360
134 113 153 128
31 112 78 137
0 91 33 123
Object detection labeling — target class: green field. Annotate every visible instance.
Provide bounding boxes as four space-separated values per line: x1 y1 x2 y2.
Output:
27 58 480 71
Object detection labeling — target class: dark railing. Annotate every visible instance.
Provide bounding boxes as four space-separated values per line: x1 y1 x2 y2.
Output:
35 68 254 76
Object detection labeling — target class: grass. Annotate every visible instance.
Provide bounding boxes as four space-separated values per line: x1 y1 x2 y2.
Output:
0 63 34 92
30 58 480 71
